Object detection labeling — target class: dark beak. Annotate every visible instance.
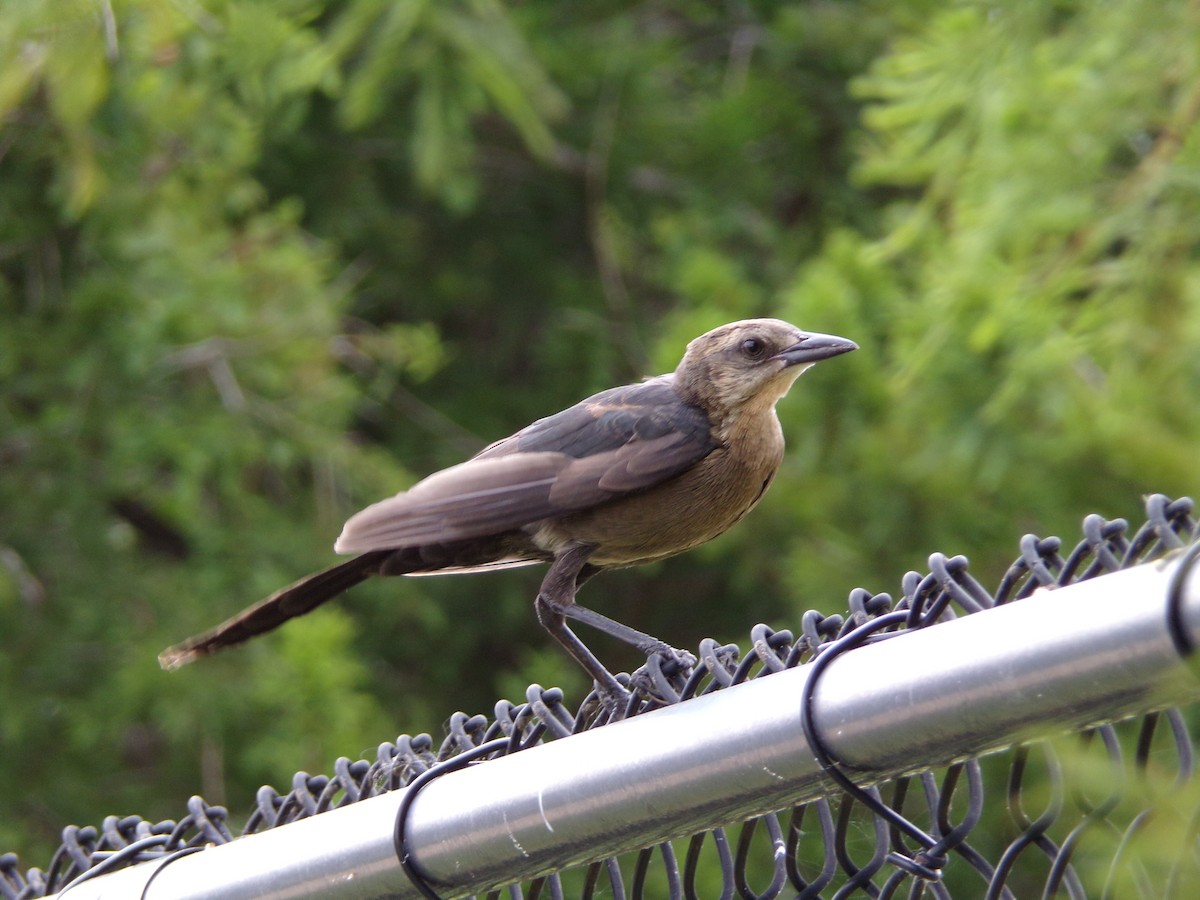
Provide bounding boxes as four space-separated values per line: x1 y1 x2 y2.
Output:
775 331 858 366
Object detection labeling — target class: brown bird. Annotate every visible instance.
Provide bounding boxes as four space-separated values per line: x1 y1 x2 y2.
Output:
160 319 856 702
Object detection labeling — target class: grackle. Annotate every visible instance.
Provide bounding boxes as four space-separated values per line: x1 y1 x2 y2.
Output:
160 319 856 702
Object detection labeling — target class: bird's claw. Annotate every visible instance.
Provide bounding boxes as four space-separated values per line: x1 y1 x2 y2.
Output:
578 674 633 722
640 641 697 675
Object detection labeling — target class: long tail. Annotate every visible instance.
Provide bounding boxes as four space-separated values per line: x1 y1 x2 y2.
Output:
158 551 391 670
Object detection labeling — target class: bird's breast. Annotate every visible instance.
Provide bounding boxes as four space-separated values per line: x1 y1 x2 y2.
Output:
536 412 785 567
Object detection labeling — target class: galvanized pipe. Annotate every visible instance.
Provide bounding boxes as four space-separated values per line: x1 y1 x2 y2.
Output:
57 551 1200 899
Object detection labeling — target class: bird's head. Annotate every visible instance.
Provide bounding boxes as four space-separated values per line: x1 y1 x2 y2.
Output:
673 318 857 415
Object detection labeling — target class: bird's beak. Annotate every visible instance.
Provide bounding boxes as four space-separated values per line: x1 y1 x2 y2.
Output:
775 331 858 366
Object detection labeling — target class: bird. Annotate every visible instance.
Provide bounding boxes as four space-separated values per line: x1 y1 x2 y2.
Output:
159 319 857 703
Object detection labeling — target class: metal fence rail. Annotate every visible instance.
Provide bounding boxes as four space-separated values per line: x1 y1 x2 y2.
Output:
3 493 1198 899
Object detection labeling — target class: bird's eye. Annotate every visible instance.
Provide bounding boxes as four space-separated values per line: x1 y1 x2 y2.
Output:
741 337 767 358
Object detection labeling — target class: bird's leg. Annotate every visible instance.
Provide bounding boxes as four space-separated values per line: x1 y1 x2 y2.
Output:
557 602 697 671
535 544 629 705
538 549 696 694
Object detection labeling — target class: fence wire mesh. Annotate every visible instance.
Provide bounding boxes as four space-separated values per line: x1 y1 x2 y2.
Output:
2 493 1198 899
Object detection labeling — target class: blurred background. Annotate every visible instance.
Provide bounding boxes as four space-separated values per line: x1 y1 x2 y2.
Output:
1 0 1198 865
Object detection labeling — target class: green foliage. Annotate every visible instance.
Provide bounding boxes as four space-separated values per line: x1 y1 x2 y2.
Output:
772 0 1200 596
328 0 567 210
1 0 1198 886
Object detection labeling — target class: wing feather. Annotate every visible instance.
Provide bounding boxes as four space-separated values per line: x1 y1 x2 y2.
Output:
335 454 569 551
335 377 718 554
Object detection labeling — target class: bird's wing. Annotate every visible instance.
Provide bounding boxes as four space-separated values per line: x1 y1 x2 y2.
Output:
335 377 717 552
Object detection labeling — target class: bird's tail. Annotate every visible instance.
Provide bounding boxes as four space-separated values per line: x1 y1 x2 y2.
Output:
158 551 391 670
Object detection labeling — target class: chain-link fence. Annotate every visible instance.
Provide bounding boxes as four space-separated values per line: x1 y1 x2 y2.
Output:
3 493 1198 898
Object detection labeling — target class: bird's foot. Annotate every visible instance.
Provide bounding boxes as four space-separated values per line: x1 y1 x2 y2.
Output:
638 640 697 674
625 642 697 700
577 672 634 722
